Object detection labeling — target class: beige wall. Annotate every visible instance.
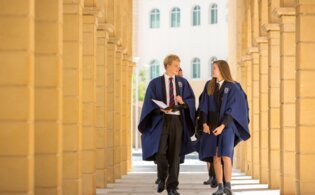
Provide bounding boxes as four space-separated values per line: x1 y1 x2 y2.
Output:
0 0 134 194
229 0 315 194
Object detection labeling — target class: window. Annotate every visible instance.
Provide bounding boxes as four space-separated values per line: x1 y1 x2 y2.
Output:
192 5 201 26
210 4 218 24
192 58 201 79
209 56 217 78
150 9 160 28
171 7 181 27
150 60 160 79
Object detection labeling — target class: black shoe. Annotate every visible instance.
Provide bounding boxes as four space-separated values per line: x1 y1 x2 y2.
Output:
224 182 232 195
210 176 218 188
167 189 180 195
155 178 161 184
212 183 224 195
203 177 211 185
157 180 165 193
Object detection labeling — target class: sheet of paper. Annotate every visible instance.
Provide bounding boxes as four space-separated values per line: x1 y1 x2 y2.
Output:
152 99 168 109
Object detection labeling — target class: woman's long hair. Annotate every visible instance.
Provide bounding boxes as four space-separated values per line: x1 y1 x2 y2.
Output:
207 60 234 95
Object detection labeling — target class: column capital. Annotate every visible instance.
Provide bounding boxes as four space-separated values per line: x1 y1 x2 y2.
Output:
277 7 296 17
117 47 128 54
256 36 268 43
241 55 252 62
98 23 115 34
63 2 84 14
247 47 259 54
83 6 99 16
108 37 121 45
262 23 280 32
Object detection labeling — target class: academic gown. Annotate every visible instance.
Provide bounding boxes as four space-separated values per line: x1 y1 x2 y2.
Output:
138 75 196 161
197 81 250 162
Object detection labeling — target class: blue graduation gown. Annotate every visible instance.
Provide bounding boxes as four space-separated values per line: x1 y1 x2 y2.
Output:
197 81 250 161
138 75 196 161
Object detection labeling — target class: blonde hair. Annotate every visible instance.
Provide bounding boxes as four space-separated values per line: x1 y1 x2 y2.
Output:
207 60 234 95
163 54 181 69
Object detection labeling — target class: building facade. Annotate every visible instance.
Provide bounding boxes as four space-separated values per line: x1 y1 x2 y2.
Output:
133 0 228 92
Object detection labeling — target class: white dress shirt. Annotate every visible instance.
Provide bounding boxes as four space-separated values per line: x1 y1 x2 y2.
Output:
217 79 225 89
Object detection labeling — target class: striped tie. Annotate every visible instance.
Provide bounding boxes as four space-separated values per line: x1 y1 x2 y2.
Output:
169 77 175 107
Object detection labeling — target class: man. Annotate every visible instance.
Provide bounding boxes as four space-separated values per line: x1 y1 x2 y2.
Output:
155 67 185 185
138 55 196 195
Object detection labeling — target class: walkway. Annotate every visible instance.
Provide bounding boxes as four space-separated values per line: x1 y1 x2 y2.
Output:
97 151 280 195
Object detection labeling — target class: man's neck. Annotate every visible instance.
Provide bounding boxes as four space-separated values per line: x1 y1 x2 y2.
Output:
165 71 175 77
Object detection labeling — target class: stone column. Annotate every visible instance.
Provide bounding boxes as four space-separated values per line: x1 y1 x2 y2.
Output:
249 47 261 180
256 36 270 185
264 23 281 189
127 62 134 171
34 0 63 194
0 1 35 194
82 8 97 195
296 1 315 194
106 39 117 183
114 44 123 179
244 56 253 176
95 26 108 188
63 1 83 194
277 7 297 194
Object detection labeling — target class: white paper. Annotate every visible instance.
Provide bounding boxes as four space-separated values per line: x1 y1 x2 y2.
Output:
152 99 168 109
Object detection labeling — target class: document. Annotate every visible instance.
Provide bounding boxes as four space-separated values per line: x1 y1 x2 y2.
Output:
152 99 169 109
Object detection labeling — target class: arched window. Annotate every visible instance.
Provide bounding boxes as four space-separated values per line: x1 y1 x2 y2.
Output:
150 60 160 79
192 58 201 79
192 5 201 26
171 7 181 27
210 4 218 24
150 9 160 28
209 56 217 78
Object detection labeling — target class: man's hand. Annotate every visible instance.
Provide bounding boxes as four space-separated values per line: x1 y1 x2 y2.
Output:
176 96 184 104
160 108 172 113
203 123 210 134
213 124 225 136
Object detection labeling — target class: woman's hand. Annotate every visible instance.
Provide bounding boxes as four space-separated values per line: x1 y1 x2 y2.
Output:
203 123 210 134
213 124 225 136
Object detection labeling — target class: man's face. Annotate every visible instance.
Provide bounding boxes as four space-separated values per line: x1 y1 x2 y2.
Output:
167 60 180 76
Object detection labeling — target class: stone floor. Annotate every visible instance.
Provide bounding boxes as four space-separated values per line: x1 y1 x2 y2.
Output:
96 150 280 195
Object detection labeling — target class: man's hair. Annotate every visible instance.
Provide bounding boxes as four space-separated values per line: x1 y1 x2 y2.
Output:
163 54 181 69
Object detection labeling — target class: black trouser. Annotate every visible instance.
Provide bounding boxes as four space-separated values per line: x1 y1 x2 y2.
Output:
156 114 183 190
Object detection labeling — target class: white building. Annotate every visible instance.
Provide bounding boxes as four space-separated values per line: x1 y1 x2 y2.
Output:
133 0 228 96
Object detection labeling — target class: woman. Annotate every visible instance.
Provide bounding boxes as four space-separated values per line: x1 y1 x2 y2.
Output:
198 60 250 195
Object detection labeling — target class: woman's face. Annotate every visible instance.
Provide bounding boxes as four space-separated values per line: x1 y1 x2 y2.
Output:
212 63 221 79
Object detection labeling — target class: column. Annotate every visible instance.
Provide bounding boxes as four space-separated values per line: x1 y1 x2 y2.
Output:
106 39 116 183
0 1 35 194
127 62 134 171
63 1 83 194
114 44 123 179
278 7 296 194
256 36 270 184
265 23 281 189
249 47 261 180
34 0 63 194
95 27 108 188
82 9 97 195
296 1 315 194
244 56 253 176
